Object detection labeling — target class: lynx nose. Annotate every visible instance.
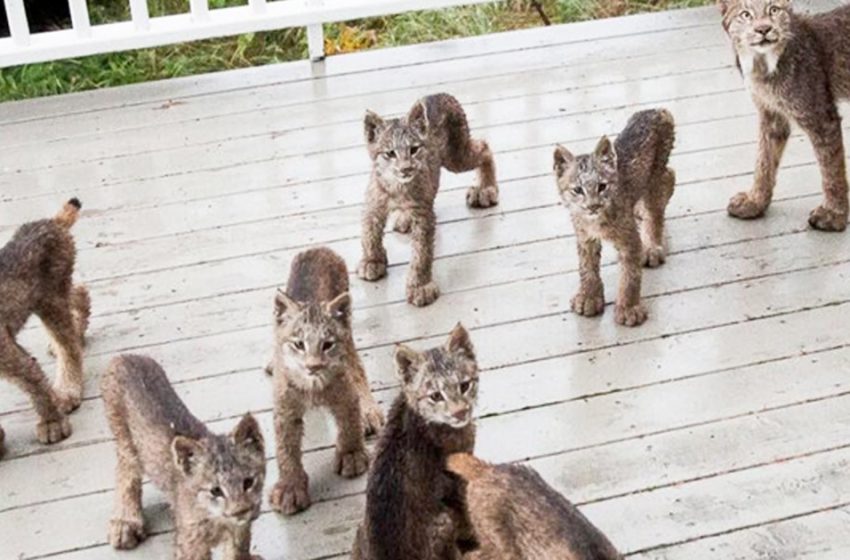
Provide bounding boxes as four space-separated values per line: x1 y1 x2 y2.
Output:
306 359 325 374
587 203 602 213
452 408 470 422
754 23 773 36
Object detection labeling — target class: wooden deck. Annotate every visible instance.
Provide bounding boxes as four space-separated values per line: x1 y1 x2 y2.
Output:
2 3 850 558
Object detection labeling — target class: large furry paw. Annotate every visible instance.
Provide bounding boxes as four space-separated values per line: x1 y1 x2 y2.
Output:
269 473 311 516
361 405 385 438
54 386 82 414
727 192 767 220
466 186 499 208
407 281 440 307
809 204 848 232
614 303 648 327
571 288 605 317
642 245 667 268
36 416 72 444
335 447 369 478
393 212 413 234
357 258 388 282
108 518 146 550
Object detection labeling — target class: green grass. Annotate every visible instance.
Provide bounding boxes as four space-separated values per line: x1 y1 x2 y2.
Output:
0 0 711 101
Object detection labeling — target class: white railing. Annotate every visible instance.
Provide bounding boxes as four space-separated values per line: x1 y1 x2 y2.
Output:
0 0 494 67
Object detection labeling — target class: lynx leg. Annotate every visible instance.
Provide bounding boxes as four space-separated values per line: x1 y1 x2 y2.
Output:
614 223 648 327
571 233 604 317
728 108 790 220
269 384 311 515
463 139 499 209
801 109 849 232
223 525 263 560
175 527 213 560
406 209 440 307
640 168 675 268
70 285 91 347
347 356 384 437
0 329 70 444
105 400 146 550
328 386 369 479
392 210 413 234
358 188 390 281
37 298 85 413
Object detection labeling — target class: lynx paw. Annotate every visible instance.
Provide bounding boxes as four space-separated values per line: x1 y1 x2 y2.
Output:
809 204 848 232
614 303 648 327
393 212 413 234
467 186 499 208
53 386 82 414
108 518 146 550
727 192 767 220
336 447 369 478
358 258 388 282
642 246 666 268
36 416 71 444
269 474 311 516
407 281 440 307
362 405 385 438
571 289 605 317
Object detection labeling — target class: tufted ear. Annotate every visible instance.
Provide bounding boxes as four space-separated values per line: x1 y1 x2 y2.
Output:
324 292 351 323
364 110 385 144
231 413 264 456
446 322 475 361
172 436 204 476
553 145 576 178
593 136 617 171
716 0 734 16
274 289 301 326
407 100 429 134
394 344 422 384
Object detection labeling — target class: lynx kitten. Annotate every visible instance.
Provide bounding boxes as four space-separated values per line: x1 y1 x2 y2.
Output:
719 0 850 231
358 93 499 307
268 247 384 515
102 355 266 560
554 109 676 327
352 324 479 560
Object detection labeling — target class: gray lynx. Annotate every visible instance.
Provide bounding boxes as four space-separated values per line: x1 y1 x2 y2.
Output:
358 93 499 307
719 0 850 231
0 198 89 457
102 354 266 560
268 247 384 515
554 109 676 327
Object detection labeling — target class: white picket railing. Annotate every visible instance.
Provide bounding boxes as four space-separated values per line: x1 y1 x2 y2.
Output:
0 0 494 67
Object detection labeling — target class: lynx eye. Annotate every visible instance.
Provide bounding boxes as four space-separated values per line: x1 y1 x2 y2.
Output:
210 486 224 499
291 340 305 352
572 186 584 196
429 391 444 403
243 477 255 491
768 5 781 16
410 145 421 156
385 150 397 159
322 340 336 352
598 183 608 193
459 381 472 394
739 9 753 20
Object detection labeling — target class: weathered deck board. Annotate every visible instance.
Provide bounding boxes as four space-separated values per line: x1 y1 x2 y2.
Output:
2 2 850 559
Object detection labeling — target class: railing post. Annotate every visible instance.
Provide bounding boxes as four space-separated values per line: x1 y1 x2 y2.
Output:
3 0 31 46
249 0 267 14
128 0 151 30
190 0 210 21
68 0 92 37
307 24 325 61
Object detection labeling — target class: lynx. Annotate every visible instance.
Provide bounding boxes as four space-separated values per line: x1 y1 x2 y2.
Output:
0 198 89 456
102 354 266 560
554 109 676 327
446 453 623 560
352 324 479 560
719 0 850 231
358 93 499 307
268 247 384 515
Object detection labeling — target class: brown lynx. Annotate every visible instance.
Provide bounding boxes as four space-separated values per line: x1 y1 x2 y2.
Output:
446 453 623 560
719 0 850 231
358 93 499 307
102 354 266 560
268 247 384 515
0 198 90 456
554 109 676 327
352 324 479 560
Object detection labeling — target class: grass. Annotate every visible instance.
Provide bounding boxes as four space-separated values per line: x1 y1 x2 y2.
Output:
0 0 711 101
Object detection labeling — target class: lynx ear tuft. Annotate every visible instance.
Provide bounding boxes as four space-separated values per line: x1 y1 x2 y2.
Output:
394 344 421 384
407 100 429 134
446 323 475 361
593 136 617 170
231 413 264 455
553 145 576 178
172 436 204 476
364 110 385 144
274 289 300 325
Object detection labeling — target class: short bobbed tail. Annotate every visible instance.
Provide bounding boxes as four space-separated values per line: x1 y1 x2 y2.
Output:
55 198 82 229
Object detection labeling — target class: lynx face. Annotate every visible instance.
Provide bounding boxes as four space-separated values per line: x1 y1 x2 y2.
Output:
554 137 619 220
395 324 479 428
720 0 792 58
171 414 266 526
274 290 352 392
364 107 430 187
